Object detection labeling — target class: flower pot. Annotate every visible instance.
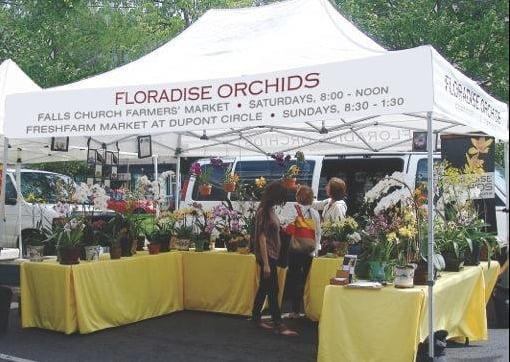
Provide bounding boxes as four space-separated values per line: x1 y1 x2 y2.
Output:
109 246 122 259
413 260 428 285
59 247 81 265
480 244 489 261
226 240 239 252
84 245 100 261
148 243 160 255
174 238 191 251
355 260 370 280
198 184 212 196
394 265 416 288
282 178 297 190
465 243 481 266
194 239 206 252
26 245 44 262
443 252 464 272
223 183 236 193
158 237 171 252
333 241 348 257
368 261 388 282
120 237 134 257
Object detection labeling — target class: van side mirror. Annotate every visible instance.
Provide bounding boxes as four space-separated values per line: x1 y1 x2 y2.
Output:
6 197 17 205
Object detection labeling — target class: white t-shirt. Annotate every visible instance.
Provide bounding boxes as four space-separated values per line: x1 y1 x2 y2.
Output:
313 199 347 222
286 204 322 257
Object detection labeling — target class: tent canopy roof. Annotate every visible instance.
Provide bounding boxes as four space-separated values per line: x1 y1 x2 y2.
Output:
55 0 385 90
3 0 508 162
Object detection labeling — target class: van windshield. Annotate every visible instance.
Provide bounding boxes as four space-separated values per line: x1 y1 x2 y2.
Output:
319 157 404 216
20 172 73 204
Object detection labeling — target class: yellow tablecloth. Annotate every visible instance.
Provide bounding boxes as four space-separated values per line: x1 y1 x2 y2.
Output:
73 251 183 333
318 263 499 362
480 261 500 304
21 261 78 334
21 251 184 334
181 251 286 316
304 257 343 321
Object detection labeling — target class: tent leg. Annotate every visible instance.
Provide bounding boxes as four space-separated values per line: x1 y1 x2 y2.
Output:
16 154 22 259
426 111 435 359
1 137 8 243
175 155 181 211
504 142 509 292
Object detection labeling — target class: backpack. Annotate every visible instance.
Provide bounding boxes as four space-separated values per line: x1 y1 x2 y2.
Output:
287 205 316 254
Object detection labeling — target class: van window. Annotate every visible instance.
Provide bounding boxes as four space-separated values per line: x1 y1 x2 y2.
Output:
5 176 17 203
191 163 230 201
415 158 442 192
233 159 315 201
21 172 72 203
319 158 405 216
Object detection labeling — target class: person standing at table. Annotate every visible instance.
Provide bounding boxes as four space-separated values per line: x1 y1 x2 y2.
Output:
285 185 321 319
313 177 348 222
251 181 298 336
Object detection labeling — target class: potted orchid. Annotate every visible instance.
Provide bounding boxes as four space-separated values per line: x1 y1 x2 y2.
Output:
190 162 212 196
321 217 360 257
211 204 245 252
170 207 194 250
190 202 215 251
272 151 305 189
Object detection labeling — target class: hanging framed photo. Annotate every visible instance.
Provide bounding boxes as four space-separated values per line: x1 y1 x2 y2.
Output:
111 166 118 180
51 137 69 152
412 132 428 152
86 178 94 186
87 149 97 165
96 148 106 164
137 135 152 159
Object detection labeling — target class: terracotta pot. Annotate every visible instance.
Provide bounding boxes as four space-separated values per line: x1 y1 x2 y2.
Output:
282 178 297 190
110 246 122 259
223 183 236 193
198 184 212 196
59 247 81 265
148 243 160 255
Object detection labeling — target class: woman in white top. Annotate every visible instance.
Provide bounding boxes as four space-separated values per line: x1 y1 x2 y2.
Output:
313 177 348 222
286 185 321 319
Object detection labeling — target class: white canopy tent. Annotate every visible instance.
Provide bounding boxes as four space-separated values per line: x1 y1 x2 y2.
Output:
2 0 508 357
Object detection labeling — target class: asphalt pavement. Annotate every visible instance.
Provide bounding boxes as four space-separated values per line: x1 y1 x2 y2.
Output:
0 306 508 362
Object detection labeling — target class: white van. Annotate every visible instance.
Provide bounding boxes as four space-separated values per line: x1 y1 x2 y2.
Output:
183 153 508 242
1 169 71 248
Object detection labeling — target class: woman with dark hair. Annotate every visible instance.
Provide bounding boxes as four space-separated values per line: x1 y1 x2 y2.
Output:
313 177 347 222
251 181 298 336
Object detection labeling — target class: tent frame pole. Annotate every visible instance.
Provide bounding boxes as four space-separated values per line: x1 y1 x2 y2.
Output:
16 152 22 259
426 111 435 359
505 142 509 295
1 138 8 243
175 135 182 211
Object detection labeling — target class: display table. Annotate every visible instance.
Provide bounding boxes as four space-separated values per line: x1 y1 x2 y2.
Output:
304 257 343 321
318 262 500 362
181 251 286 316
21 251 184 334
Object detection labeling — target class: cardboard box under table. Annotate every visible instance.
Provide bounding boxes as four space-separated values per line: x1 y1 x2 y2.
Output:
317 262 500 362
21 251 183 334
181 250 286 316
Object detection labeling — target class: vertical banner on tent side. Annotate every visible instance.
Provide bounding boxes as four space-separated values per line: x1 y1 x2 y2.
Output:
441 135 497 233
431 48 509 140
4 48 434 139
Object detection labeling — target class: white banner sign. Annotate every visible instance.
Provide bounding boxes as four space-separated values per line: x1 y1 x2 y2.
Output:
5 48 433 139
